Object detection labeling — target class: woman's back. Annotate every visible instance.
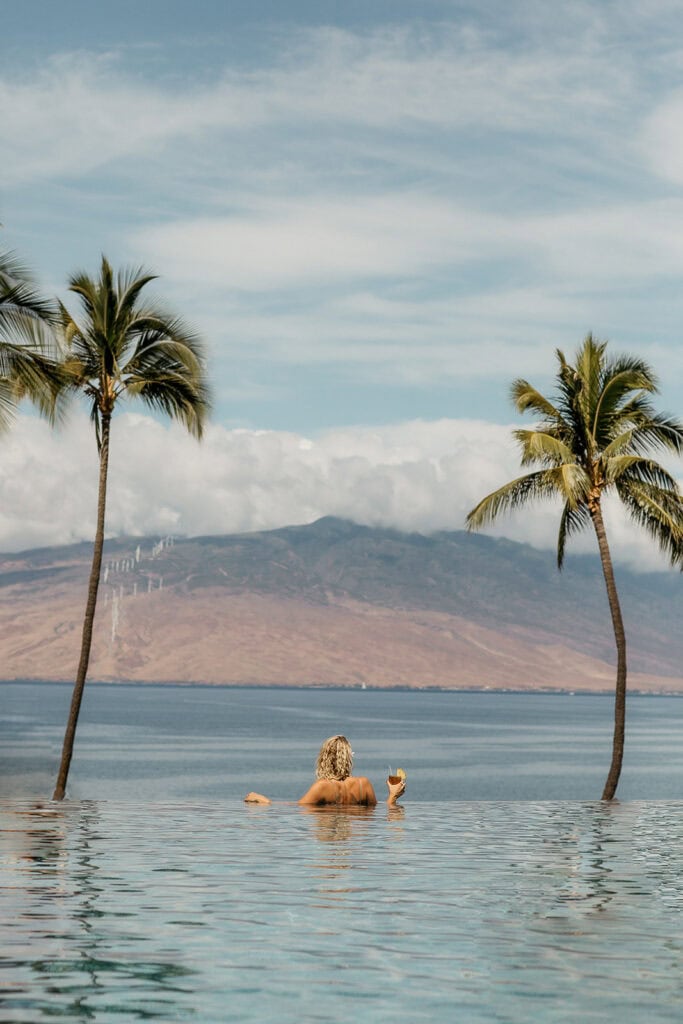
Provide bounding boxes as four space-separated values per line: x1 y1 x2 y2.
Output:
298 775 377 807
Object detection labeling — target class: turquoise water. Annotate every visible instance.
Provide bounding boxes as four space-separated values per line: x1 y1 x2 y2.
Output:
3 798 683 1022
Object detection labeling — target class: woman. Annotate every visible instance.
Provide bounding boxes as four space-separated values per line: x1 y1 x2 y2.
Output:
244 735 406 807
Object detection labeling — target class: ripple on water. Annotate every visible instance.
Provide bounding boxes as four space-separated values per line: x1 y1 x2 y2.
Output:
2 800 683 1022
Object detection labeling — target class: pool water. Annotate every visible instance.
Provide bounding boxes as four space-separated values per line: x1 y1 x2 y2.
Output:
3 798 683 1022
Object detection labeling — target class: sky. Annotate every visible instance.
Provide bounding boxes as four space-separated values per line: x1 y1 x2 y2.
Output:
2 0 683 570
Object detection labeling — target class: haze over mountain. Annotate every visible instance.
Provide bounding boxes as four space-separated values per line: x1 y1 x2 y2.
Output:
1 518 680 692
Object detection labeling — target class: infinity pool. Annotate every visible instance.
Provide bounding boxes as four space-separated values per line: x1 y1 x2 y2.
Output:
3 799 683 1022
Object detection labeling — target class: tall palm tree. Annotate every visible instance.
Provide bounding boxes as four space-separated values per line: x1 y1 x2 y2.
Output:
0 250 63 428
52 257 210 801
466 334 683 800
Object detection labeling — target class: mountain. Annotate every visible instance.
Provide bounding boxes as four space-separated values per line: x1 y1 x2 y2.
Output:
0 517 680 691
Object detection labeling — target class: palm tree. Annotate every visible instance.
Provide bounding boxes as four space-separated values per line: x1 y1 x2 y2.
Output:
52 257 210 801
466 334 683 800
0 250 63 428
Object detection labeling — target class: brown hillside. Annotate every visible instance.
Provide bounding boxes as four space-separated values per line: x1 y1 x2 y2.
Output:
0 519 680 692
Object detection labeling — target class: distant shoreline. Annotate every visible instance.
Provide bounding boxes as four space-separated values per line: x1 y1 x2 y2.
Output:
4 678 683 697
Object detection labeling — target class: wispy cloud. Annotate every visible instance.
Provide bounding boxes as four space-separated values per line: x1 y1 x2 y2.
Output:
130 191 683 404
0 22 636 189
131 195 490 291
640 90 683 185
133 194 683 293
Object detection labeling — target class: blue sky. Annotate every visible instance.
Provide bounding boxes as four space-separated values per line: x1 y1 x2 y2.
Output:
2 1 683 565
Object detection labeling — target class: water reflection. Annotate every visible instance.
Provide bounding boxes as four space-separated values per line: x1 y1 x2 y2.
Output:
5 800 683 1022
386 803 406 836
6 801 67 871
300 805 376 904
534 801 620 917
300 803 375 842
475 801 683 1007
2 801 196 1021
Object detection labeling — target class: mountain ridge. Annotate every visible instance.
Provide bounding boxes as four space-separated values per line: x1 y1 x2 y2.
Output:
0 517 680 691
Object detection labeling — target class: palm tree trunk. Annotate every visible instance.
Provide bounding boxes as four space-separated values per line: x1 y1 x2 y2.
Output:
53 412 112 801
590 502 627 801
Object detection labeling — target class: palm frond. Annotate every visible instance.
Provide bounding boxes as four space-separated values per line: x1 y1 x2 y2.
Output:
601 352 657 395
557 500 591 569
510 378 563 421
602 428 637 459
124 315 204 372
627 413 683 456
88 396 103 452
592 366 658 447
0 376 19 432
466 470 563 530
125 342 204 388
513 429 576 467
0 250 57 326
67 270 103 325
617 480 683 567
612 393 660 438
0 253 63 422
557 462 593 503
554 345 592 459
1 342 67 424
574 333 606 432
126 372 209 439
115 268 158 329
606 456 680 491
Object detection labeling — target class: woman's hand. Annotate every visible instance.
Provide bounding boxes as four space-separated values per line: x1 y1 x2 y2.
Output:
386 777 406 805
244 792 271 804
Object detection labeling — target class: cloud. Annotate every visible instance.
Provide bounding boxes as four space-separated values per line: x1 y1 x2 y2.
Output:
130 195 490 291
640 90 683 185
133 192 683 296
0 410 678 573
131 192 683 401
4 7 683 439
0 20 636 189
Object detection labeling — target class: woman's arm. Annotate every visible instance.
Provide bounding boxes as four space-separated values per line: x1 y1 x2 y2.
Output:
244 781 337 805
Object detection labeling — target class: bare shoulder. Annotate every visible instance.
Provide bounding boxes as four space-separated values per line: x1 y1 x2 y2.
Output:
298 779 338 805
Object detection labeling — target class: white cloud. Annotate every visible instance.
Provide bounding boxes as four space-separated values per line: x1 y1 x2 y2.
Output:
0 410 679 573
134 192 683 399
134 193 683 297
0 21 635 189
130 195 488 291
640 91 683 185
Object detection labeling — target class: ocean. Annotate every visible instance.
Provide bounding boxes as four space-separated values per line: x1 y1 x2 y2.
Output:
2 682 683 801
3 684 683 1022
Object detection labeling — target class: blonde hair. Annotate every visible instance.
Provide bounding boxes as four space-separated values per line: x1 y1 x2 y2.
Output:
315 735 353 780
